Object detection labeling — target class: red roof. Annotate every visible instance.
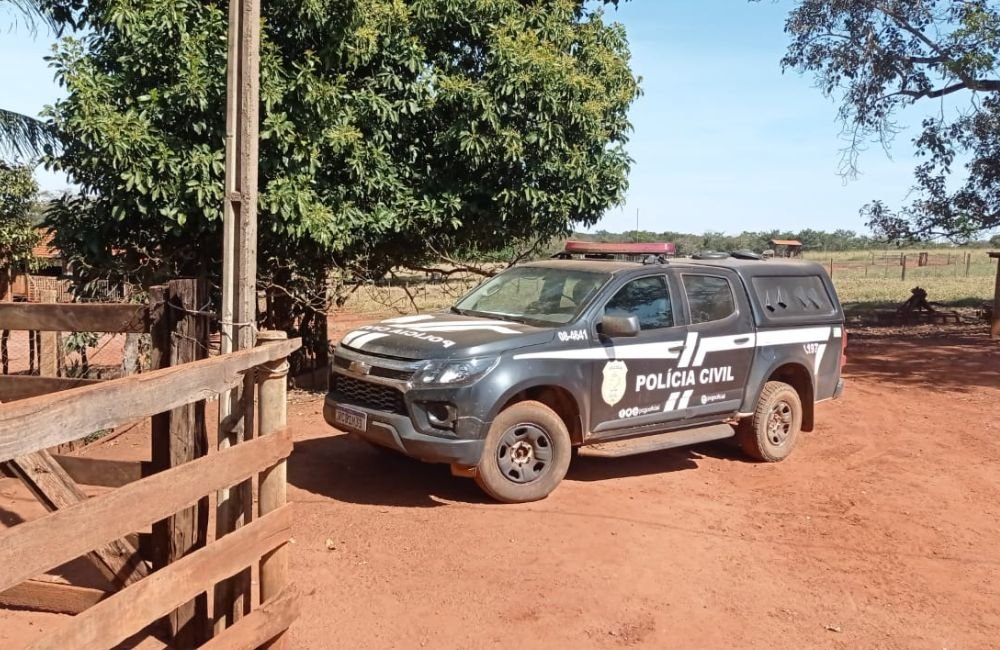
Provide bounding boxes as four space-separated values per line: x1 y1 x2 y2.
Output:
564 240 676 255
769 239 802 247
32 229 60 259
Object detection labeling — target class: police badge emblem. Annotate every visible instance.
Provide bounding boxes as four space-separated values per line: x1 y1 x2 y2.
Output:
601 360 628 406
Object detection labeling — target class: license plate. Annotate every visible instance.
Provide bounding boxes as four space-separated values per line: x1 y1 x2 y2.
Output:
334 406 367 431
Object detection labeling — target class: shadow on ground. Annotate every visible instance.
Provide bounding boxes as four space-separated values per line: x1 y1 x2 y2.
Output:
289 433 736 507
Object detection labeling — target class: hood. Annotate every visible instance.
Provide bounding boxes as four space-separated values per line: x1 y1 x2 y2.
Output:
338 312 555 360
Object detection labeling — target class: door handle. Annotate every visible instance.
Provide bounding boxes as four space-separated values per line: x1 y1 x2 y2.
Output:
734 337 750 345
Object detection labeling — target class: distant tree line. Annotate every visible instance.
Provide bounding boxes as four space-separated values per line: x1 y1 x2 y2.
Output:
569 229 1000 257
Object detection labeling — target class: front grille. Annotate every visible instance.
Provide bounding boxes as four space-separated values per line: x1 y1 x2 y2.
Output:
332 374 407 414
333 355 415 381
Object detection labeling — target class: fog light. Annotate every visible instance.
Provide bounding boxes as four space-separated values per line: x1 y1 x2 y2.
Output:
426 402 457 430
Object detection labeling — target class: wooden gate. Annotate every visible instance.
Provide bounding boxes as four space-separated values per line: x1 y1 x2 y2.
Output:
0 297 302 648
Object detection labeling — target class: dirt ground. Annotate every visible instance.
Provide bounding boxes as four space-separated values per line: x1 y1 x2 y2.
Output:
2 321 999 649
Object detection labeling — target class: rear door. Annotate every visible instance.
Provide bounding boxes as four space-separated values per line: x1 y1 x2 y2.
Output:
676 269 755 418
588 273 689 434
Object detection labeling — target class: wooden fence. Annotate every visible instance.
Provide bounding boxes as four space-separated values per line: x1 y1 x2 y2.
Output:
0 284 302 648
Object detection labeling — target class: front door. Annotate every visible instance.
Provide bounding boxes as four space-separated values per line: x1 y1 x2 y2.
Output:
588 274 689 434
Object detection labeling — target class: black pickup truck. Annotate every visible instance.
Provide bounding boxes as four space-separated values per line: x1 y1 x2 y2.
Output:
325 244 846 503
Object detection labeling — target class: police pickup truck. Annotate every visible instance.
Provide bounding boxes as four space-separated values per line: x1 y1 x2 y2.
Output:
325 242 846 503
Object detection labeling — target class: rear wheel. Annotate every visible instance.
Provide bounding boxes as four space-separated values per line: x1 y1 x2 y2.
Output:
475 401 572 503
737 381 802 462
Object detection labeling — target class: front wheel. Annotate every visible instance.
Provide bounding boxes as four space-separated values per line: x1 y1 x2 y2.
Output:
736 381 802 462
475 401 572 503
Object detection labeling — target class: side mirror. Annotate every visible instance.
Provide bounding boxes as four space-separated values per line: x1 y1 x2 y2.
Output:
599 315 640 338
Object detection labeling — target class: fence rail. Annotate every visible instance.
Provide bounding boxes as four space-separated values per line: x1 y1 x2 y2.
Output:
0 290 301 648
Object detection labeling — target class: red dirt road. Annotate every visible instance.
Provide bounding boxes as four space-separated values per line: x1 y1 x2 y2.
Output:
2 324 999 648
286 325 1000 649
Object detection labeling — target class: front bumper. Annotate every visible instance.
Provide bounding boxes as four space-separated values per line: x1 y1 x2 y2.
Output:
324 396 485 466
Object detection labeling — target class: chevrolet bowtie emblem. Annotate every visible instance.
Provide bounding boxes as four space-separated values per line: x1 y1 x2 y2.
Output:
348 360 372 375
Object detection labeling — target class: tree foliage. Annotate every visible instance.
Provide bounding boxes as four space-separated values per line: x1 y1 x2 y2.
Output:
0 163 41 271
44 0 639 308
768 0 1000 241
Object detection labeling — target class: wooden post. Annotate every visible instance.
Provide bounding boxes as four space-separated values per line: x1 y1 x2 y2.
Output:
146 279 209 648
901 255 907 282
1 330 7 375
990 253 1000 340
38 290 59 378
257 330 289 649
149 281 211 645
122 333 140 376
966 252 972 278
216 0 262 632
829 258 834 278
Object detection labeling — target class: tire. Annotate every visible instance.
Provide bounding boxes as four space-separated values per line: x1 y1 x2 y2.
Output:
475 401 572 504
736 381 802 462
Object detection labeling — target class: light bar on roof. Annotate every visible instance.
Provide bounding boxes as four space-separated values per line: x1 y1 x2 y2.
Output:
563 240 676 255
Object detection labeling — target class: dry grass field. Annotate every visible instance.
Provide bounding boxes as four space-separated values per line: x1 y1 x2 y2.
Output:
335 249 998 317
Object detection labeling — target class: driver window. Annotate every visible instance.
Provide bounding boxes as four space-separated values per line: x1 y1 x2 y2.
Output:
604 276 674 330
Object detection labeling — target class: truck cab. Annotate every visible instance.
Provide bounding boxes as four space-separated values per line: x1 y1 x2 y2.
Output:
325 243 846 503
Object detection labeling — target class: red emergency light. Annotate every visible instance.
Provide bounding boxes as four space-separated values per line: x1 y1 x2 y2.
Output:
563 240 676 256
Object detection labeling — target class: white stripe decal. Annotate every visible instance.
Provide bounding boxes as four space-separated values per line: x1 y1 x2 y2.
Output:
349 332 389 349
514 327 833 361
406 324 522 335
677 332 698 368
756 327 832 346
677 389 694 410
382 315 435 324
514 340 684 361
692 333 757 367
664 392 680 411
813 343 828 376
341 330 368 346
832 327 842 338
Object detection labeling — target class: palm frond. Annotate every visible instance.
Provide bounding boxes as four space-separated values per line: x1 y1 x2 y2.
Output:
0 108 59 161
3 0 60 35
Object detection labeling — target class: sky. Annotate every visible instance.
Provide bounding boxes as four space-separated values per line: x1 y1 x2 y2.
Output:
0 1 958 236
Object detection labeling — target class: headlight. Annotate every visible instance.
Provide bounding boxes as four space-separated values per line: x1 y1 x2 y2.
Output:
413 357 499 386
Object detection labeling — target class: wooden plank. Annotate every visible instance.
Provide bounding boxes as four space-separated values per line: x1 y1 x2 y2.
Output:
0 302 150 333
0 429 291 593
51 455 146 488
0 579 108 615
151 279 210 647
0 375 101 402
7 450 149 588
200 585 300 650
0 338 300 463
29 506 293 650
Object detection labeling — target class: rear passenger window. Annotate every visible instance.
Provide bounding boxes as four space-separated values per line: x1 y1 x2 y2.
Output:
605 276 674 330
683 275 736 324
751 275 837 320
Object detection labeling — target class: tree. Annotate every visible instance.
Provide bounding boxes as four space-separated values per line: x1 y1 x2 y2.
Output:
0 163 41 278
767 0 1000 241
43 0 639 367
1 1 63 161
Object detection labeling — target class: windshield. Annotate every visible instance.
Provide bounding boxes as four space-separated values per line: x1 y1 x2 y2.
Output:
454 266 611 325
